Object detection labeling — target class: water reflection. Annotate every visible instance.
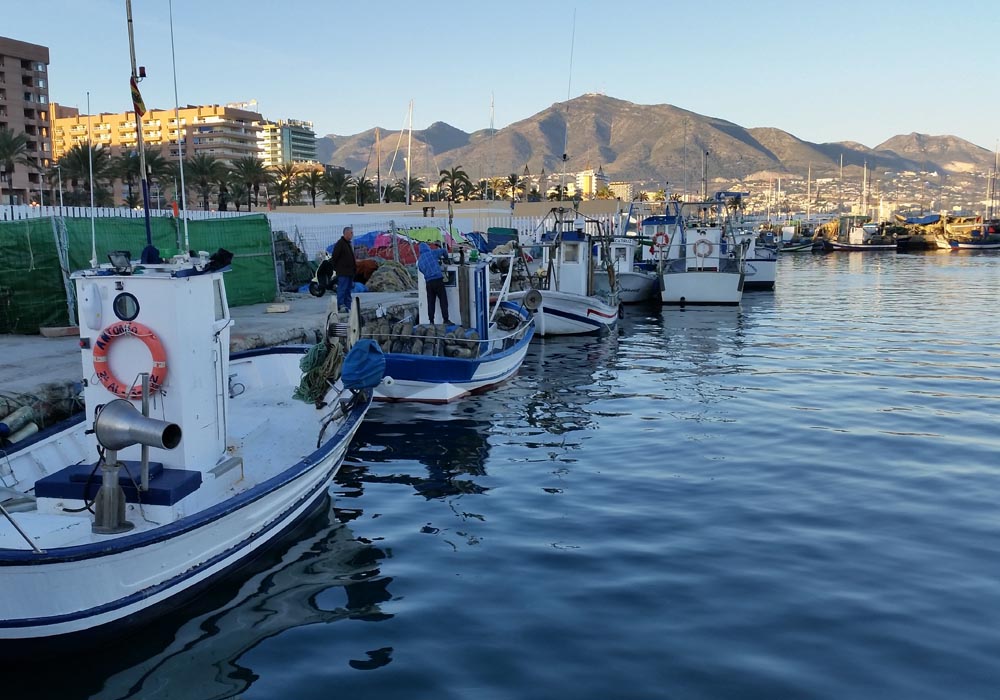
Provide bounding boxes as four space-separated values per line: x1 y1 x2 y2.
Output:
49 498 393 700
516 334 620 435
345 408 493 499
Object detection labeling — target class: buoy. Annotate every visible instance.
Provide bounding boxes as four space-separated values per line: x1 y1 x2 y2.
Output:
0 406 34 438
7 422 39 443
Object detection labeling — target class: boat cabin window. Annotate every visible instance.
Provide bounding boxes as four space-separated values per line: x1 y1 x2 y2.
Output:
563 243 581 264
112 292 139 321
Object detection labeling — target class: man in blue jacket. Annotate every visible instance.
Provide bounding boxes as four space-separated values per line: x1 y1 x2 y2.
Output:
417 243 452 325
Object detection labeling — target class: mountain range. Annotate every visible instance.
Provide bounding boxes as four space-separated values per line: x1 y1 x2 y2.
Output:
316 94 994 186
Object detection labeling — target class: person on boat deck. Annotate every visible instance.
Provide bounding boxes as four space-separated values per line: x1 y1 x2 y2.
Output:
330 226 356 312
417 242 452 325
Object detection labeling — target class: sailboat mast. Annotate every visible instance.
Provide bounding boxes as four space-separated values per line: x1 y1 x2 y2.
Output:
807 163 812 222
405 101 412 205
376 127 381 203
125 0 155 258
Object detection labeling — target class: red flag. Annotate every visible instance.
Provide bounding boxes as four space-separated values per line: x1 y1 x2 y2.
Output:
130 76 146 117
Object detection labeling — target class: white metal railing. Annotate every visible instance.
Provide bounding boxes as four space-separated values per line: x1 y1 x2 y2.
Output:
0 204 251 222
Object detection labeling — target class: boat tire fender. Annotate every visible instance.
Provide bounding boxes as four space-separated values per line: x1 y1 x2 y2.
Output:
92 321 167 400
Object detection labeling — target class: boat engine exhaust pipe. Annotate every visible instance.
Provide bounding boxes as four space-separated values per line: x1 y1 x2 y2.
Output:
91 400 182 534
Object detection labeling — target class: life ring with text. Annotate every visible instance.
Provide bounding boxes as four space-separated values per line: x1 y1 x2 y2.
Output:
653 232 670 248
693 239 714 258
92 321 167 400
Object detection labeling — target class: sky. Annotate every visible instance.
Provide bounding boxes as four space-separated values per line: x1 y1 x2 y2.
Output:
7 0 999 150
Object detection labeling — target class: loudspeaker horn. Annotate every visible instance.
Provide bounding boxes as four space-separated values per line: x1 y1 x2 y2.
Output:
522 288 543 311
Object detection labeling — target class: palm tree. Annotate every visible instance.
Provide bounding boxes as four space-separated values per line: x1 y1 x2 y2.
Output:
56 143 113 205
438 166 473 202
185 153 227 211
271 162 300 206
319 169 349 205
112 151 141 207
345 175 376 206
507 173 523 201
227 173 249 213
0 128 34 210
401 176 426 202
382 180 405 203
230 155 272 209
547 184 567 201
299 169 323 207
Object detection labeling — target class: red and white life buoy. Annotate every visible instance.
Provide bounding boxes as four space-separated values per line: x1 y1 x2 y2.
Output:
693 239 714 258
653 232 670 248
92 321 168 400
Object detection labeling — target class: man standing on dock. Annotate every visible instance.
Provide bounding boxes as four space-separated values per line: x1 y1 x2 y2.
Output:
330 226 356 312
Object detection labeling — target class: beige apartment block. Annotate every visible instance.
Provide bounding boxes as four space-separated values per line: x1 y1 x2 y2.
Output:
51 103 263 165
0 35 51 206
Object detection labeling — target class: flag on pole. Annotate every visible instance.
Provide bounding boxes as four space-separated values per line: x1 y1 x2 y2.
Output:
130 76 146 117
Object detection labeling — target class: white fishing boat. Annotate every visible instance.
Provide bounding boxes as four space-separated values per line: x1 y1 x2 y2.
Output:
646 200 746 306
0 251 379 646
372 252 534 403
594 236 658 303
730 229 777 291
509 208 621 335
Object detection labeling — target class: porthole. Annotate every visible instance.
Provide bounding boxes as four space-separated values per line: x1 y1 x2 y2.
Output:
112 292 140 321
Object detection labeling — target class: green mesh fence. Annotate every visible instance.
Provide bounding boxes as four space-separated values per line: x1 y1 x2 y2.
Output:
1 215 277 334
0 218 70 333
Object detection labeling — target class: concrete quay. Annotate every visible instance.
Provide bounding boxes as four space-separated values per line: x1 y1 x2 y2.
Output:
0 290 418 399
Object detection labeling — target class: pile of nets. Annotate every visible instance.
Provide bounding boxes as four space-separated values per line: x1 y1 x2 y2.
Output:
365 261 416 292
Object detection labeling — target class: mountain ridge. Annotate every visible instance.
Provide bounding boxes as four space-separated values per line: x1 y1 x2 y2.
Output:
315 94 994 186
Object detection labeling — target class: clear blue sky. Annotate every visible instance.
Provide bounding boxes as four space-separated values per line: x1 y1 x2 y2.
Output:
8 0 998 150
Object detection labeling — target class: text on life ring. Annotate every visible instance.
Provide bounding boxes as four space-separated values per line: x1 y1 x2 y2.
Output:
92 321 167 400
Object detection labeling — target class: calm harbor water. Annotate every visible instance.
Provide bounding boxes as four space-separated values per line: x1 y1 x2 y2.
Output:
9 250 1000 699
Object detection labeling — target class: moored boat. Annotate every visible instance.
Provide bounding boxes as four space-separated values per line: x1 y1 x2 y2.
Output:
593 235 657 303
370 251 534 402
509 208 620 335
0 252 378 646
823 216 897 251
646 199 745 306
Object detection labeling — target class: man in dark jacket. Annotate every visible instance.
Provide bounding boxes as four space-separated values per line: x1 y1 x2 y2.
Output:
330 226 356 312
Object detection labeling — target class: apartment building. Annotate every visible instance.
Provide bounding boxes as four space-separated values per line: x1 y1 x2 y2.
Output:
51 103 263 165
575 166 609 199
0 36 51 206
259 119 318 167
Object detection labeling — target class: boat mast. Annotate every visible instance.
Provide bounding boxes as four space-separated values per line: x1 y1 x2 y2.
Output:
125 0 157 262
168 0 189 251
405 101 412 205
376 127 381 203
806 163 812 223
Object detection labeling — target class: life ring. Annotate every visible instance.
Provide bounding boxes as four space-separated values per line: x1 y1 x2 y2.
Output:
653 232 670 248
693 239 714 258
92 321 167 400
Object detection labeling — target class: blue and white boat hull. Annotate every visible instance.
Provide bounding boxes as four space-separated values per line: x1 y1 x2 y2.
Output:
509 289 619 336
